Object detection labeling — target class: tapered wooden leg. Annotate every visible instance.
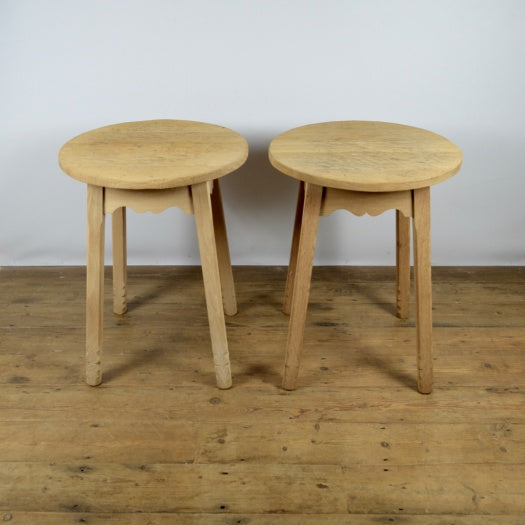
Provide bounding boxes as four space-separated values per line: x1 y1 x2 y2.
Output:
192 181 232 389
86 185 105 386
112 207 127 315
210 179 237 316
396 210 411 320
283 182 323 390
283 181 305 315
412 187 432 394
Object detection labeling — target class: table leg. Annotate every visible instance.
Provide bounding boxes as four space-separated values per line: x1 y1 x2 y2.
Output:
193 181 232 389
396 210 411 320
86 185 105 386
210 179 237 316
412 187 432 394
283 182 323 390
283 181 305 315
112 207 127 315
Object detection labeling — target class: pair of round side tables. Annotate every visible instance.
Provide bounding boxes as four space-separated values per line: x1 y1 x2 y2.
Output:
58 119 462 394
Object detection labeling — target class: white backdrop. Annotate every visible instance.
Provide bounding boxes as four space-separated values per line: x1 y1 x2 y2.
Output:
1 0 524 266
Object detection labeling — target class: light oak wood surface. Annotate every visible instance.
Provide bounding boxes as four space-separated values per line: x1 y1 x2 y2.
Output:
271 121 462 393
111 207 127 315
192 181 232 389
283 180 305 315
320 187 413 218
283 182 323 389
396 209 411 319
269 121 462 192
85 184 105 386
59 119 248 189
104 186 194 215
211 178 238 316
59 120 247 389
412 186 433 393
1 266 524 523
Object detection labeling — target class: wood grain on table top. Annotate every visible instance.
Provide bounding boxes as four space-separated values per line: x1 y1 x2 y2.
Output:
59 120 248 189
269 121 462 192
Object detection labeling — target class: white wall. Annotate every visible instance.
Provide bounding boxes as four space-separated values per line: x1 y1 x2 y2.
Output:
1 0 524 266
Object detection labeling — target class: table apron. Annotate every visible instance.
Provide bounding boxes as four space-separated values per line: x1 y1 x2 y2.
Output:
320 187 413 218
104 186 195 215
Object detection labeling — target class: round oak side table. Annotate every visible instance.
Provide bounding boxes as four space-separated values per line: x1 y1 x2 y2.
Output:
59 119 248 389
269 121 462 393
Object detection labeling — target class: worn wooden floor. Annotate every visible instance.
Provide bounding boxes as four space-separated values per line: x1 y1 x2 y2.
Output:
0 266 524 524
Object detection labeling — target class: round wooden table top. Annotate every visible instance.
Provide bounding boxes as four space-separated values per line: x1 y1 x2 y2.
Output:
269 121 462 192
59 120 248 190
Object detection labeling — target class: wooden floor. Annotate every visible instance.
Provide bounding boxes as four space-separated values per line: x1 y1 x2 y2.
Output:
1 266 524 524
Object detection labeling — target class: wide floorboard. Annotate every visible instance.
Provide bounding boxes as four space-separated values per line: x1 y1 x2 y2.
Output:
1 266 524 523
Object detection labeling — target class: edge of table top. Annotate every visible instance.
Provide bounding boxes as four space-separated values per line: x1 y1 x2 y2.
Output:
59 119 249 190
269 121 463 192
